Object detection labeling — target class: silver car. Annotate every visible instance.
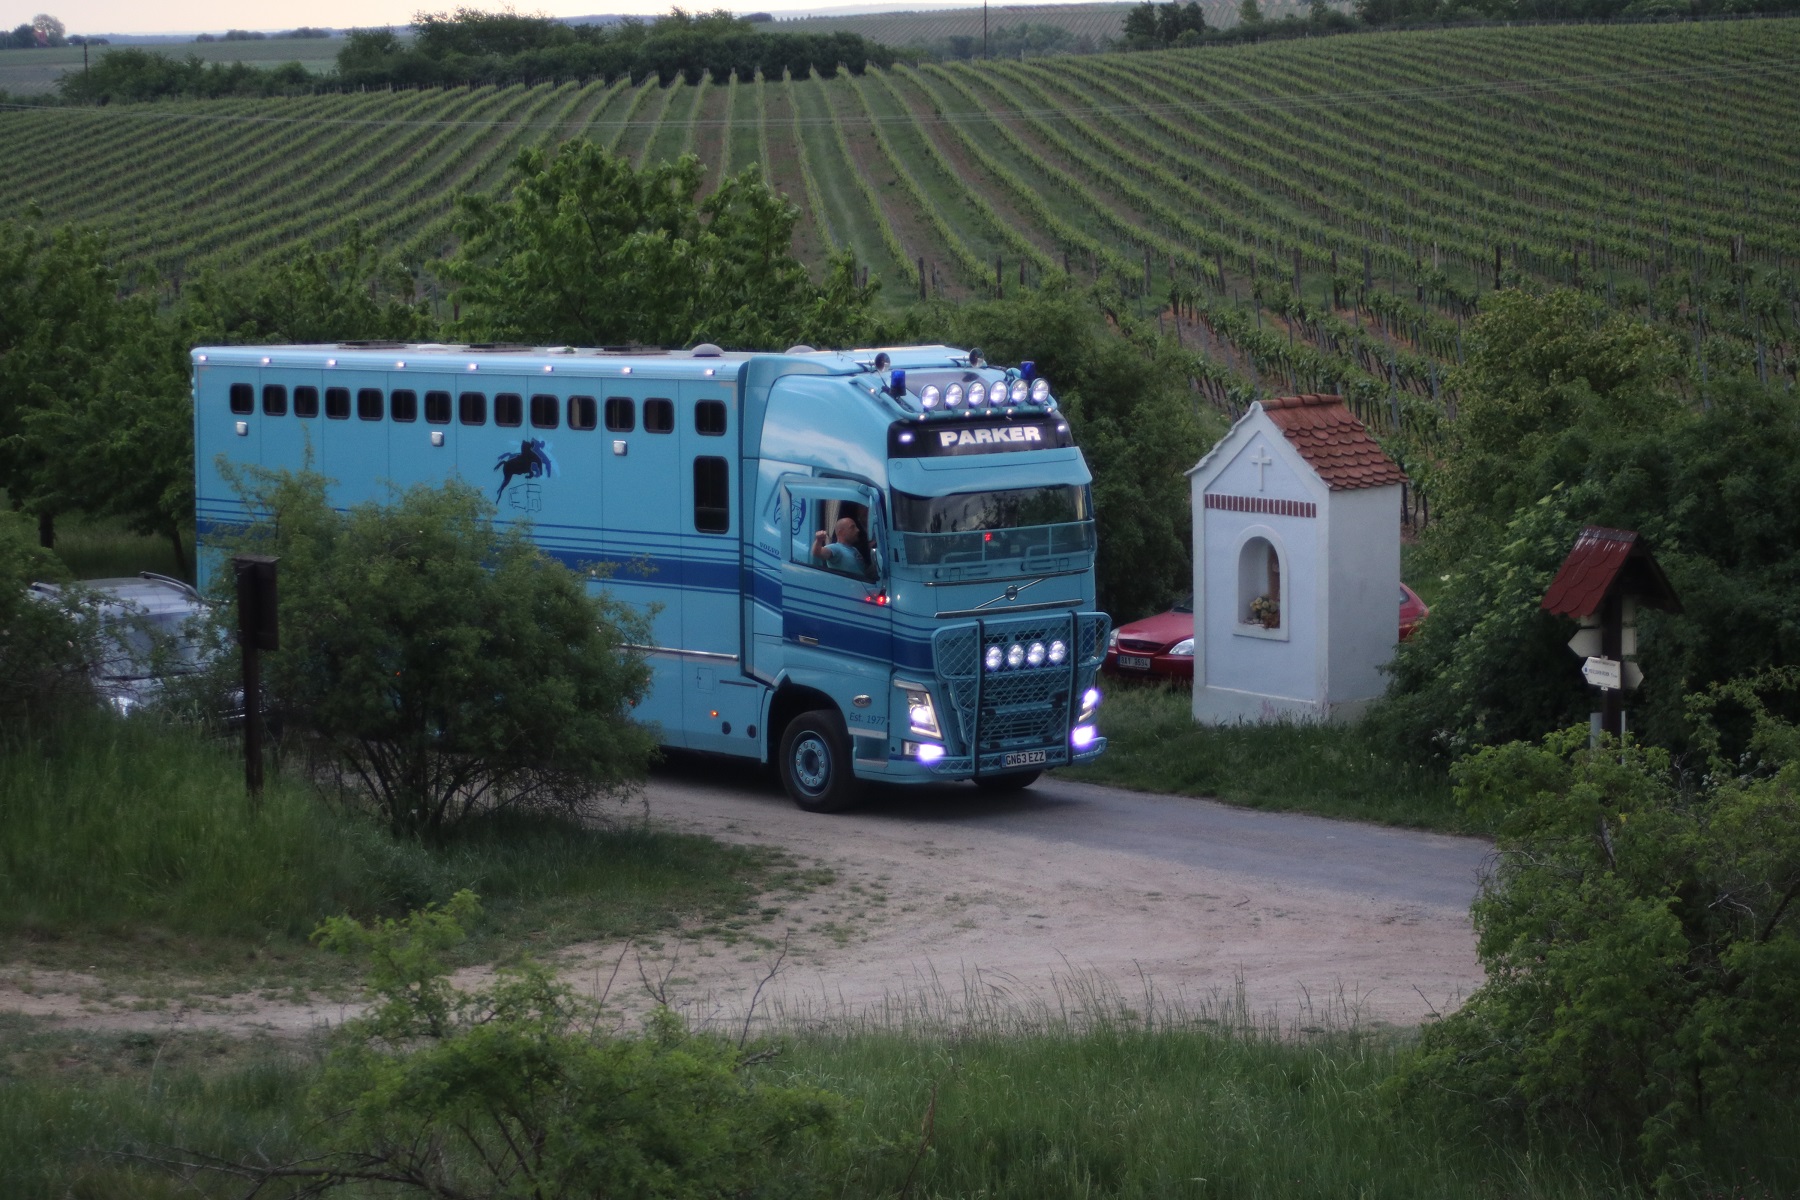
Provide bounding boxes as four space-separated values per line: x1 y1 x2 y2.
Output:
28 572 223 718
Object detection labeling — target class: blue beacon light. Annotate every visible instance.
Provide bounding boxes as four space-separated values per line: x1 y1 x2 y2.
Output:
890 368 907 398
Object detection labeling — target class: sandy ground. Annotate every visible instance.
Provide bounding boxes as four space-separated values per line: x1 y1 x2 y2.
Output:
0 771 1490 1038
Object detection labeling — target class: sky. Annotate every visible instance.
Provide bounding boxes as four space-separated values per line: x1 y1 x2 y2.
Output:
24 0 994 37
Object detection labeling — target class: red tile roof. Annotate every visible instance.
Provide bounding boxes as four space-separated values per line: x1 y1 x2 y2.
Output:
1540 526 1683 618
1259 394 1406 490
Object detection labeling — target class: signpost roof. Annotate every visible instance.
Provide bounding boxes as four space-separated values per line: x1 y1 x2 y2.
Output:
1541 526 1682 618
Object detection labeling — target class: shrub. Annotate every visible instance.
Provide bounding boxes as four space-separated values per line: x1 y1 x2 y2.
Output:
274 894 845 1197
216 470 656 840
1394 681 1800 1184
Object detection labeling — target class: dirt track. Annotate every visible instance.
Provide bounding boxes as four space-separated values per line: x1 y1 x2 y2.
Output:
0 763 1491 1036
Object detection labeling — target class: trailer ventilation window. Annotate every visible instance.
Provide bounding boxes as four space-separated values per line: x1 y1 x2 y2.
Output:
605 397 635 432
229 383 254 415
695 399 727 436
568 395 597 430
495 392 523 428
357 388 384 421
390 389 418 423
693 457 729 533
530 394 559 429
459 392 487 426
644 398 674 433
294 386 319 418
261 385 287 417
325 387 351 420
424 390 451 424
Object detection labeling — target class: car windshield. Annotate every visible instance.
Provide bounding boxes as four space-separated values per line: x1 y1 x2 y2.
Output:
96 612 209 680
891 485 1094 565
1172 594 1194 614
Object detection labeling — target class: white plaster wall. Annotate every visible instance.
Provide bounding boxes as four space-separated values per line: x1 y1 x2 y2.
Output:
1191 424 1328 723
1324 483 1402 707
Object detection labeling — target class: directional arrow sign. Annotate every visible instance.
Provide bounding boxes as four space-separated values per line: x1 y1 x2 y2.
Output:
1582 656 1622 690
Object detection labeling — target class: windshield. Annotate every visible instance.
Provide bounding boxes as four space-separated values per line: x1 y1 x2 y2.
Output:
893 485 1089 533
97 612 210 680
892 485 1094 566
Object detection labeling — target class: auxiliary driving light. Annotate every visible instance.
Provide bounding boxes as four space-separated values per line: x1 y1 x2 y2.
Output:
1005 643 1025 669
984 645 1004 672
1071 725 1098 751
1026 642 1046 667
1048 639 1068 665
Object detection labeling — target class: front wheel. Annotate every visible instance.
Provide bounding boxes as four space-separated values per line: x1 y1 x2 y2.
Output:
779 709 862 813
974 769 1041 792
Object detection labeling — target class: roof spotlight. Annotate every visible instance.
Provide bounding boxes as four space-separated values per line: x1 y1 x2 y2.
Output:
1030 379 1051 403
921 384 941 410
968 382 987 407
946 383 964 408
1010 380 1029 404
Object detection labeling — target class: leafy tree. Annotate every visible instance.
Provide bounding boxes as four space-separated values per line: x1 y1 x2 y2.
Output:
31 12 63 45
214 893 845 1197
0 509 89 740
1374 291 1800 760
217 470 656 841
442 140 875 349
1238 0 1265 22
1396 688 1800 1184
184 224 431 345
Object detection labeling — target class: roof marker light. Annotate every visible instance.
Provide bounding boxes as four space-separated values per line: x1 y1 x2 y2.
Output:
261 356 271 365
326 358 337 367
621 366 632 374
395 360 406 369
543 365 553 373
197 354 208 363
703 367 715 376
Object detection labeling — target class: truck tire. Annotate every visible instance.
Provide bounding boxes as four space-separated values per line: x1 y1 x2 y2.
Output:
974 769 1041 792
779 709 862 813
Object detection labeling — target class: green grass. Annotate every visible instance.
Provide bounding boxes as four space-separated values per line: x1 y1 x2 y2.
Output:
0 716 781 989
1065 682 1460 831
6 999 1792 1200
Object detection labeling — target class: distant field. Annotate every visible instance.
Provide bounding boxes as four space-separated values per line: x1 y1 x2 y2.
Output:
765 0 1318 43
0 38 339 96
1 21 1794 433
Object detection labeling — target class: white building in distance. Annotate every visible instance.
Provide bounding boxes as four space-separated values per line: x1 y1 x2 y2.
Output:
1186 394 1406 725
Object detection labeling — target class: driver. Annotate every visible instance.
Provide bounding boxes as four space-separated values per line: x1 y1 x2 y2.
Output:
812 515 869 576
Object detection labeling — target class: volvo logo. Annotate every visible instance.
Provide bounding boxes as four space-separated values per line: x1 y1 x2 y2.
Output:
1004 584 1020 601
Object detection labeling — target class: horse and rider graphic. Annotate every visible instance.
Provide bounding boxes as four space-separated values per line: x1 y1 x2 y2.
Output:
494 439 553 501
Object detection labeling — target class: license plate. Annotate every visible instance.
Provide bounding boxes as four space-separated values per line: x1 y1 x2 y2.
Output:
1003 750 1047 768
1119 654 1152 669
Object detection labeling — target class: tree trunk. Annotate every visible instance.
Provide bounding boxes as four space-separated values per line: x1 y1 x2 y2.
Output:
167 523 191 579
37 511 54 550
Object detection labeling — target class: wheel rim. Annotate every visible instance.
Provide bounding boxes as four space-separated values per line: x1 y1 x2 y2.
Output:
792 733 831 796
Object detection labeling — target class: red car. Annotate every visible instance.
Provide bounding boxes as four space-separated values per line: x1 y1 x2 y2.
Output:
1104 586 1430 682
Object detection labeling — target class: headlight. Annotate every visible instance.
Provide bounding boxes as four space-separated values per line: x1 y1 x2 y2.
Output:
921 384 941 410
1107 630 1118 650
1169 638 1194 656
1009 380 1029 404
1030 378 1051 404
968 381 987 407
903 687 941 738
946 383 964 408
108 693 139 716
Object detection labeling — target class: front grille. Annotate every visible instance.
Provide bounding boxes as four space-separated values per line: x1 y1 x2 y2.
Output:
1118 637 1165 653
932 611 1110 758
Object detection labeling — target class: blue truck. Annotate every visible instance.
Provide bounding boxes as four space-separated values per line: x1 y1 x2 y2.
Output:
193 341 1109 810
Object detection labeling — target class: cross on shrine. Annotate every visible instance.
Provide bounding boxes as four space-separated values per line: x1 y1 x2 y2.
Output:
1249 445 1273 491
